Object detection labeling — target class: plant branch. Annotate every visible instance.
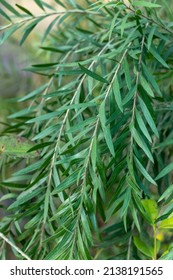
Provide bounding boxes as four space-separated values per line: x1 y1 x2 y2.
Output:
0 9 103 31
69 118 99 258
0 232 31 260
122 1 173 35
104 41 132 101
129 27 146 162
39 41 111 251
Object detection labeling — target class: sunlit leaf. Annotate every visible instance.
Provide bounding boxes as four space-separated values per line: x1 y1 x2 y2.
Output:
0 136 39 158
141 199 158 225
159 217 173 229
133 236 153 258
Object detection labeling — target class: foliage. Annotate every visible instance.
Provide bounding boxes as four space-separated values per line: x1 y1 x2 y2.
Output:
0 0 173 260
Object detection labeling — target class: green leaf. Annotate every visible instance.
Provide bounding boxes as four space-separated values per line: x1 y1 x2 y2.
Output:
32 124 60 140
8 106 36 118
52 169 84 193
99 101 115 157
113 77 123 112
138 96 159 138
0 24 20 46
78 63 109 84
1 0 20 16
140 75 154 97
19 83 48 102
109 13 119 40
120 188 131 217
91 135 97 171
130 124 154 162
135 109 152 143
0 136 39 158
158 184 173 202
120 13 129 38
123 59 131 90
8 186 44 209
134 156 157 186
54 0 66 8
133 1 161 8
142 63 162 97
149 45 169 69
155 162 173 180
141 199 158 225
0 8 12 22
147 26 156 50
27 142 53 153
159 217 173 229
123 86 136 105
14 158 45 176
81 207 93 245
20 23 37 45
34 0 45 10
159 249 173 260
133 236 153 258
42 16 59 43
130 202 141 232
15 4 33 16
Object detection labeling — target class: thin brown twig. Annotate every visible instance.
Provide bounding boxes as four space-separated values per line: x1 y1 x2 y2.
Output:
0 231 31 260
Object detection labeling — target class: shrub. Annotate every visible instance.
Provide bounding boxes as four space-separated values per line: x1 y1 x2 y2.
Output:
0 0 173 260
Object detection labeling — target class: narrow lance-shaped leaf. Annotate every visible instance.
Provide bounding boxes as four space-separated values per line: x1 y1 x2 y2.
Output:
0 24 20 46
0 8 12 22
135 109 152 143
79 63 109 84
130 124 154 163
113 77 123 112
138 96 159 138
142 63 162 97
158 184 173 202
148 45 169 69
91 135 97 171
109 13 119 40
123 59 131 90
1 0 20 16
99 101 115 157
34 0 45 10
20 23 37 45
140 75 155 97
52 169 84 193
155 162 173 180
133 1 161 8
42 16 59 43
15 4 33 16
134 156 157 186
19 83 49 102
147 26 156 50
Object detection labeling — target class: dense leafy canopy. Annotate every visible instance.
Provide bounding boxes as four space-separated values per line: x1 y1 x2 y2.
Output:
0 0 173 260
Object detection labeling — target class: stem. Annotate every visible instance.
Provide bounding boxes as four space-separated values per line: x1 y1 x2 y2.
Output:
0 232 31 260
129 28 146 162
153 225 157 260
127 222 134 260
122 1 173 35
0 10 102 31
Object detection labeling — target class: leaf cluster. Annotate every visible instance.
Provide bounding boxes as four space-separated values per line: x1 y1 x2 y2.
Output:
0 0 173 260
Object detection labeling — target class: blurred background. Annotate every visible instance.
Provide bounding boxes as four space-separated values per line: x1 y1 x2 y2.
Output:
0 0 62 132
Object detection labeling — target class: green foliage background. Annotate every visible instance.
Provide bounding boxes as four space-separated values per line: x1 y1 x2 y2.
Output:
0 0 173 260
